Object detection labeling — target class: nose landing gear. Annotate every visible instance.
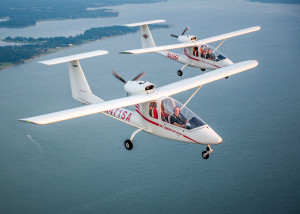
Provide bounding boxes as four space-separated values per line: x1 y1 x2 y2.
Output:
201 145 213 159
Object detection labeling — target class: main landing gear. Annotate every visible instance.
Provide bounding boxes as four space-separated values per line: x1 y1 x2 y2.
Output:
177 70 183 76
124 140 133 150
124 128 143 150
177 64 189 76
201 145 213 159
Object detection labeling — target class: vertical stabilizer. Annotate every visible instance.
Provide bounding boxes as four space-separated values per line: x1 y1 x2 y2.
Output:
39 50 108 104
124 19 165 48
69 60 92 103
140 25 156 48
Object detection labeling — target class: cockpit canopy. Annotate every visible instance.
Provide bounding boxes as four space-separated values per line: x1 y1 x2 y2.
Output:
159 98 206 129
193 44 227 61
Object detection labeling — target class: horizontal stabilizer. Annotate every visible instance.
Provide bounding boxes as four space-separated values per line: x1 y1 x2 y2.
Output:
120 26 261 54
39 50 108 65
19 60 258 125
124 19 166 27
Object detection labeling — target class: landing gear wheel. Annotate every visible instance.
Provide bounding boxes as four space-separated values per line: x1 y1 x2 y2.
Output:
201 68 206 71
177 70 183 76
124 140 133 150
202 151 209 159
225 76 229 79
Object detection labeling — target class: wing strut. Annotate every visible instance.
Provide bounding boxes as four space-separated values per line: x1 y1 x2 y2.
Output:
213 39 226 53
181 85 202 110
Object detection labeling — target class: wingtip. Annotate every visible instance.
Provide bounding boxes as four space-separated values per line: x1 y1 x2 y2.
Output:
249 60 259 67
255 26 261 31
18 119 41 125
19 119 33 123
119 51 133 54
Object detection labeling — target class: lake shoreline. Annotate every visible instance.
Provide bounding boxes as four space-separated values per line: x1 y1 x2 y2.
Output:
1 38 107 71
0 24 170 71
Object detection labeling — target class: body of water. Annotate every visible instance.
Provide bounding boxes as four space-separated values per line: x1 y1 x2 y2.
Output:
0 0 299 213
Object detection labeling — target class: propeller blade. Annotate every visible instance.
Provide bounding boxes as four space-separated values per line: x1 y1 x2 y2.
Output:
112 70 126 83
170 33 178 38
181 26 189 35
132 71 146 81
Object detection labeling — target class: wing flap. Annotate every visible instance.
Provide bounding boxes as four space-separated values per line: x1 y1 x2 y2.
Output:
20 60 258 125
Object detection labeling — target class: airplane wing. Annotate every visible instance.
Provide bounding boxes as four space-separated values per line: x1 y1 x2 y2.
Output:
19 60 258 125
39 50 108 65
120 26 260 54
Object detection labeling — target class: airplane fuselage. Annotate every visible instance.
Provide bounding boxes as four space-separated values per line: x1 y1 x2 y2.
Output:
156 46 233 71
103 98 222 146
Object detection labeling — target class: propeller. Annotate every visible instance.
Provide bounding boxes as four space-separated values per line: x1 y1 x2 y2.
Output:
170 26 189 38
112 70 146 83
132 71 146 81
112 70 126 83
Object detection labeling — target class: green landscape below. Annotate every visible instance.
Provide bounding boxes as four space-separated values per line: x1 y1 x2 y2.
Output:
0 24 170 70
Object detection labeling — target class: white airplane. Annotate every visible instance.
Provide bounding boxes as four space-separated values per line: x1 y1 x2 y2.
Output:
19 50 258 159
120 20 260 76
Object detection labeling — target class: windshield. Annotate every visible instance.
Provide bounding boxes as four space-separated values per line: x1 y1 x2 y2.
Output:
199 44 227 61
160 98 206 129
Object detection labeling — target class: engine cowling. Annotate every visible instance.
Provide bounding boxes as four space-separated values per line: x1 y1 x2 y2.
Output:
124 81 155 96
178 35 197 43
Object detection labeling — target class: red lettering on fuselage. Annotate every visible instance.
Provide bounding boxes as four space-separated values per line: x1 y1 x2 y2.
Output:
105 109 133 122
118 110 123 117
113 108 119 116
121 111 127 119
167 52 179 61
126 113 132 122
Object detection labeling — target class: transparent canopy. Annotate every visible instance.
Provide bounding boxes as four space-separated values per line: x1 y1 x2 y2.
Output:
199 44 227 61
160 98 206 129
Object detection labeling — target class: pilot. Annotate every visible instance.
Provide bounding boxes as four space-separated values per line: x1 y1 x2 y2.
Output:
149 102 158 119
193 47 199 57
206 48 216 60
170 106 187 128
200 45 206 58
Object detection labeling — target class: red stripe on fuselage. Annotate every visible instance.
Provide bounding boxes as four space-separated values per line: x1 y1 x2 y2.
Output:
135 104 141 110
136 109 160 126
184 50 220 68
135 109 202 144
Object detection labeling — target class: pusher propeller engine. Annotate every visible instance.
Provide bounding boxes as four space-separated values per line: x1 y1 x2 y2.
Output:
112 71 155 96
170 26 197 43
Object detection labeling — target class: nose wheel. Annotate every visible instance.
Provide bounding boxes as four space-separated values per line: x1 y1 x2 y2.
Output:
201 145 213 159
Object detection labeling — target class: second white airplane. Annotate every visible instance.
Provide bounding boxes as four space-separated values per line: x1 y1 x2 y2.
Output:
121 20 260 76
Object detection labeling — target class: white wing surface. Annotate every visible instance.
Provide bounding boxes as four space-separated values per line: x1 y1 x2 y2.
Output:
19 60 258 125
120 26 261 54
39 50 108 65
124 19 166 27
